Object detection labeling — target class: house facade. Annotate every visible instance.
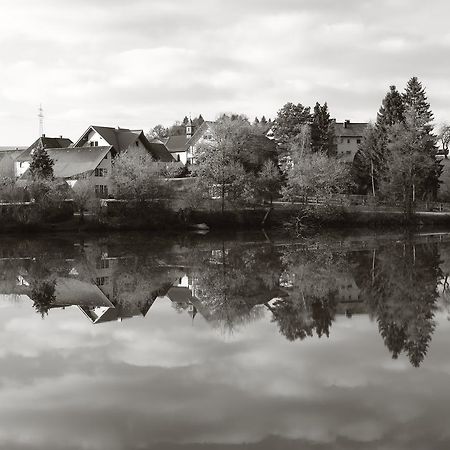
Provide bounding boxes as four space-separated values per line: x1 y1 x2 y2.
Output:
333 120 367 162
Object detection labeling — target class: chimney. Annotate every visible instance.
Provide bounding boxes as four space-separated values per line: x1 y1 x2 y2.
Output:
59 135 63 138
42 133 45 137
344 120 350 129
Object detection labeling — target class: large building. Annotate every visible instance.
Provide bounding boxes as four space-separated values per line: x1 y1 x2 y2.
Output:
333 120 367 162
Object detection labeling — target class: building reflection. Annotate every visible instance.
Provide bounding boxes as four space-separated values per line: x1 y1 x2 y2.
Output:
0 233 448 366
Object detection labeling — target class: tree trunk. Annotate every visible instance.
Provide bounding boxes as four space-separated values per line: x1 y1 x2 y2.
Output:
370 159 376 197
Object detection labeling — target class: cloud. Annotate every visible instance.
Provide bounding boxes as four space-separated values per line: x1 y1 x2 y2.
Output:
1 0 450 145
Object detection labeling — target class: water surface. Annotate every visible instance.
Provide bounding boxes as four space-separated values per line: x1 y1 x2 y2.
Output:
0 230 450 450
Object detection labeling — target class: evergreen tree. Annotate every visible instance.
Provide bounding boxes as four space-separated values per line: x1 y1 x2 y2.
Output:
402 77 441 198
260 115 268 125
197 114 205 126
403 77 434 134
376 85 405 132
310 102 335 156
254 116 260 125
29 145 54 180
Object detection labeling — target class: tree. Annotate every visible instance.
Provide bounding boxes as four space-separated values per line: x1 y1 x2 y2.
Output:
257 160 282 204
352 123 385 196
30 279 56 318
72 178 98 221
273 102 312 154
438 123 450 157
310 102 335 156
380 109 438 217
29 145 54 180
283 151 350 200
112 151 166 205
403 77 434 134
376 85 405 132
149 124 169 140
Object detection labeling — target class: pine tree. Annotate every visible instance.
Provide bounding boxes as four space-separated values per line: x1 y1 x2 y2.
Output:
310 102 335 156
402 77 441 198
197 114 205 126
260 115 268 125
254 116 260 125
29 145 54 180
376 85 405 132
403 77 434 133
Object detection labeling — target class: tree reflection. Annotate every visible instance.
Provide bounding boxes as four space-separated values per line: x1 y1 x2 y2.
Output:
30 279 56 318
265 247 344 341
356 240 441 367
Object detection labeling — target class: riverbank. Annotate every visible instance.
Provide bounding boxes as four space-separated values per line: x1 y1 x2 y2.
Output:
3 202 450 234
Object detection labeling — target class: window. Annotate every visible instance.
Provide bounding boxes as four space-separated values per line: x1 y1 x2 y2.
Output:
346 150 351 155
347 139 350 144
177 154 180 162
95 185 108 197
95 168 108 177
96 276 109 286
90 142 94 147
357 139 361 144
95 141 99 146
96 259 110 269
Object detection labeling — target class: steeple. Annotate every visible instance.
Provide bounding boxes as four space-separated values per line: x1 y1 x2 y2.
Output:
186 116 193 139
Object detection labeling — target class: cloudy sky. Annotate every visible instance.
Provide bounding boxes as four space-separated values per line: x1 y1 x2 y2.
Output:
1 0 450 145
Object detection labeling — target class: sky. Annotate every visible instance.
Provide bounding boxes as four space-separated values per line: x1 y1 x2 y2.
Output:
1 0 450 145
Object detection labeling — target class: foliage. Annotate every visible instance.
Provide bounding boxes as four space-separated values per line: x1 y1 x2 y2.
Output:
30 279 56 318
273 102 312 154
29 145 54 180
376 85 405 131
283 151 350 200
112 150 167 204
352 123 386 195
0 178 30 202
71 178 100 219
380 108 440 214
148 124 169 140
438 123 450 157
256 160 282 204
310 102 335 156
160 162 187 178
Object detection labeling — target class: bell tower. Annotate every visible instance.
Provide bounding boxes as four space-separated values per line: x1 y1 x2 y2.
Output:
186 117 193 139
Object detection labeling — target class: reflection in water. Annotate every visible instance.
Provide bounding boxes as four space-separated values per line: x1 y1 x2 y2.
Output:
1 232 450 449
0 232 447 368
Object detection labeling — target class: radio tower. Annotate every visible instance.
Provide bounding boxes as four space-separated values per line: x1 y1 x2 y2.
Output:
38 104 44 137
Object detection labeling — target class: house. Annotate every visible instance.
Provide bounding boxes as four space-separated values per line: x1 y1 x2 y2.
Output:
0 148 27 178
164 119 197 164
15 135 73 178
333 120 367 162
73 125 174 162
20 145 114 197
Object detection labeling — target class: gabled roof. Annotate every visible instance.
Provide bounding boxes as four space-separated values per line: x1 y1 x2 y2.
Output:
20 146 112 179
17 136 73 163
74 126 174 162
185 121 215 148
164 134 189 153
333 122 367 138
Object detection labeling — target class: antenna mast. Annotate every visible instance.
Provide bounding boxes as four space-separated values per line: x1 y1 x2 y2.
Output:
38 104 44 137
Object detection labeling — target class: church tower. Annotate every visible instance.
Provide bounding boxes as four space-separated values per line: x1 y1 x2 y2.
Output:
185 117 194 139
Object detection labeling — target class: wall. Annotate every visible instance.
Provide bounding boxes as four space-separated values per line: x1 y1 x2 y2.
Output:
336 136 362 162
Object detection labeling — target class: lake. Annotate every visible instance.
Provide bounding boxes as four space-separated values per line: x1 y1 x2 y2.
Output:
0 230 449 450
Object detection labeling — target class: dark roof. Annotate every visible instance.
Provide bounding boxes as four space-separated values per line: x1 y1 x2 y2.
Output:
20 146 112 179
74 126 174 162
333 122 367 138
53 277 114 308
165 135 189 153
18 136 73 162
0 146 27 152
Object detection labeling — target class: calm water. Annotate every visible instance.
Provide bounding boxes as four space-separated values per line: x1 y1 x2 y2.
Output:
1 230 450 449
